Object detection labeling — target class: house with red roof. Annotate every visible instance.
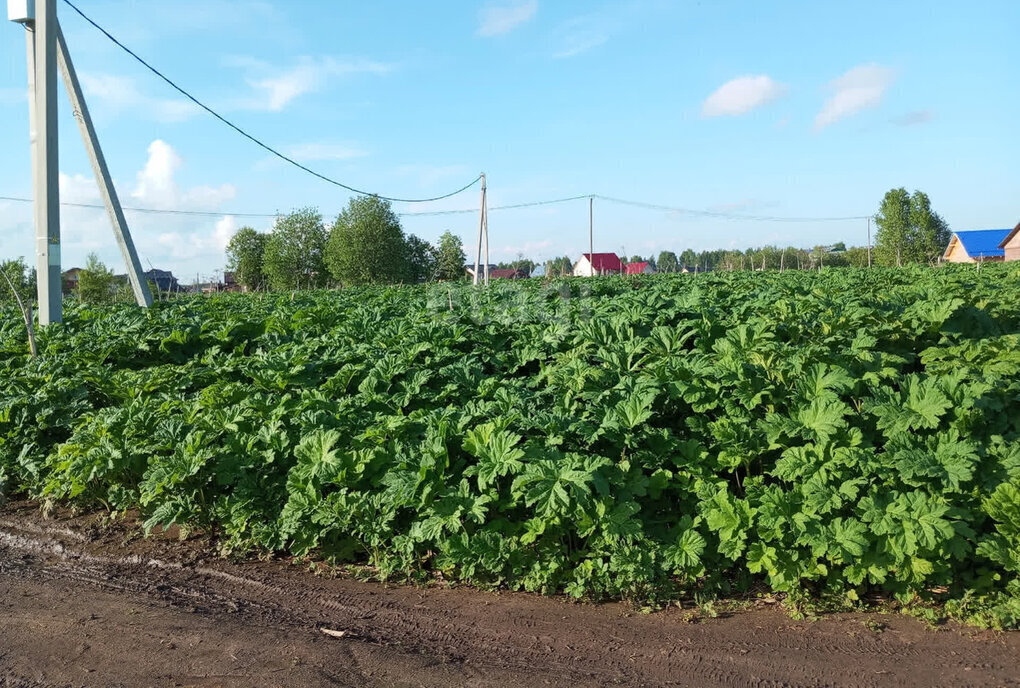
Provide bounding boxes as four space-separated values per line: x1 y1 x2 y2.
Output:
489 267 528 280
573 252 622 276
624 261 654 275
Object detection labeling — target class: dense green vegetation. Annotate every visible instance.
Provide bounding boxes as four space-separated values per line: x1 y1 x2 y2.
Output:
1 266 1018 627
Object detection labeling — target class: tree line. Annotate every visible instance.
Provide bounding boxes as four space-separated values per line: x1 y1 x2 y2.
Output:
227 197 467 291
1 187 957 304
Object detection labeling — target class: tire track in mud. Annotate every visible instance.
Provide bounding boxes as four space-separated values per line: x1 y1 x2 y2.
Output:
2 510 1019 688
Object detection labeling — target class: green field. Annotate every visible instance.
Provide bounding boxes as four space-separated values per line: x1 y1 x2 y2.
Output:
2 266 1019 627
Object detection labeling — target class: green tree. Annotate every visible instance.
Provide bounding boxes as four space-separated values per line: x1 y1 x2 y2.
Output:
404 234 438 283
264 208 327 290
76 253 116 305
629 255 644 264
874 188 951 266
0 258 32 306
326 197 408 285
657 251 679 273
874 188 913 267
226 226 268 291
436 231 467 281
843 246 870 267
910 191 951 265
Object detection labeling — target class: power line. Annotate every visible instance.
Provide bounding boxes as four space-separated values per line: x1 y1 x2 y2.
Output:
59 0 480 204
593 195 871 222
401 194 592 216
0 192 872 222
0 195 279 218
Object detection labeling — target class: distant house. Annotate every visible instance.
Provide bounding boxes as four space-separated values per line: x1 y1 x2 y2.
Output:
624 261 654 275
144 268 182 293
573 253 622 277
998 221 1020 262
62 267 83 293
490 268 528 280
530 264 546 278
679 265 710 274
943 229 1012 263
223 271 241 292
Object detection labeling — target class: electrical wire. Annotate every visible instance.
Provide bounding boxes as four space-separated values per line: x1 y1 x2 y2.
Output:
401 194 592 216
59 0 481 204
593 195 871 222
1 193 873 222
0 195 280 218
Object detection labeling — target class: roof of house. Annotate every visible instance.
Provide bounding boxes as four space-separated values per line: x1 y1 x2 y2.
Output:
946 229 1012 259
490 268 525 279
624 261 650 275
531 265 546 277
464 264 497 275
997 221 1020 249
581 253 622 272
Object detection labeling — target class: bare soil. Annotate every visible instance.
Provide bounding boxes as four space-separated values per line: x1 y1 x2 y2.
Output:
1 501 1017 688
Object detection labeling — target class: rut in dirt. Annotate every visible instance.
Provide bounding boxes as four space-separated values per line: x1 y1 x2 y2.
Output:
1 504 1019 688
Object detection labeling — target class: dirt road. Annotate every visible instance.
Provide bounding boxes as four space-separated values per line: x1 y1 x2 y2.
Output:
1 502 1017 688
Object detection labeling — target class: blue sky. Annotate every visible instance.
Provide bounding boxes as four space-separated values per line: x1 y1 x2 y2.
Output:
1 0 1017 280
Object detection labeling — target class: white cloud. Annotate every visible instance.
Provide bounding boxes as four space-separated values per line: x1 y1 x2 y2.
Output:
79 73 199 123
891 109 932 127
552 15 610 59
131 140 235 210
157 215 237 260
814 64 895 130
11 140 245 278
701 75 787 117
550 2 660 59
232 56 392 111
286 143 368 162
477 0 538 37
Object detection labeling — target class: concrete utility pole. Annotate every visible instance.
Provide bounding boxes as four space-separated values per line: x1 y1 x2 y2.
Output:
56 25 152 306
867 216 873 267
588 196 593 276
15 0 62 324
9 0 153 321
473 173 488 286
482 174 489 286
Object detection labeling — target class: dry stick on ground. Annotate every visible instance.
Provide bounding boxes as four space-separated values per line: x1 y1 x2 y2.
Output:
0 268 38 357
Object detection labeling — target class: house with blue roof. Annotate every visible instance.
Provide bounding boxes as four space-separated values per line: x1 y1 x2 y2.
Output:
943 228 1012 263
